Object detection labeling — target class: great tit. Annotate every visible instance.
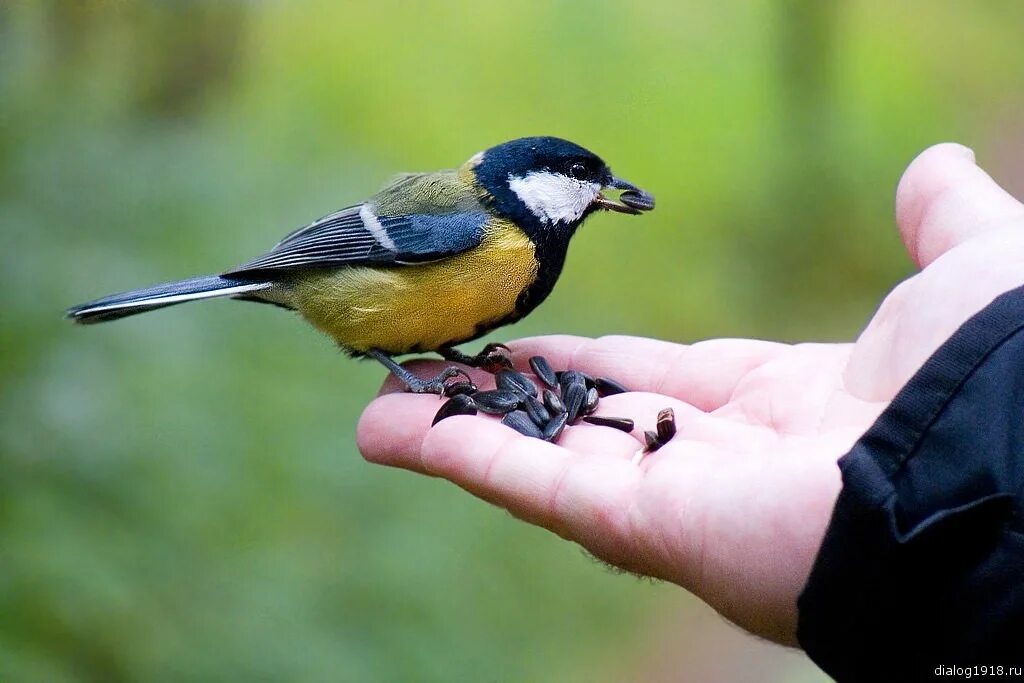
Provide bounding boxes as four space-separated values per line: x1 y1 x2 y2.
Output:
67 136 655 392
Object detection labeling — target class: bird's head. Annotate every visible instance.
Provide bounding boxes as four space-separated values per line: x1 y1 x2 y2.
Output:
468 136 655 236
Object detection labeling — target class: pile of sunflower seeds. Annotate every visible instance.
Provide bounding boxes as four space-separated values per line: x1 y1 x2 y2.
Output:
433 355 674 452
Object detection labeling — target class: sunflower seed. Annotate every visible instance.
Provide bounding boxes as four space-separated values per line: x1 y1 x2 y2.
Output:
496 369 538 398
644 430 662 451
472 389 522 415
595 377 629 396
542 412 569 441
620 189 655 211
584 387 599 415
523 395 551 427
432 394 477 425
502 410 544 438
559 370 588 394
563 383 587 422
582 415 634 432
543 389 566 415
656 407 676 443
528 355 559 389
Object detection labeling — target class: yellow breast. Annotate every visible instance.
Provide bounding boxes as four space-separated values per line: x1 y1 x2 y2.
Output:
287 222 538 354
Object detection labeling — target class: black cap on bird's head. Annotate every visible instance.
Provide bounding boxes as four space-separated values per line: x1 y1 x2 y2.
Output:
469 136 655 235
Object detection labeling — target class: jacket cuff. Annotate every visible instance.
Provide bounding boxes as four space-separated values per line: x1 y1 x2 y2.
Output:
797 286 1024 681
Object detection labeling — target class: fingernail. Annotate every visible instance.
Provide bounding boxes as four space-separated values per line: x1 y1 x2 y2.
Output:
948 143 976 163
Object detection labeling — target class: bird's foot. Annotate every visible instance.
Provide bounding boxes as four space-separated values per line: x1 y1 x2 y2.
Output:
401 366 473 395
366 349 473 396
440 343 514 373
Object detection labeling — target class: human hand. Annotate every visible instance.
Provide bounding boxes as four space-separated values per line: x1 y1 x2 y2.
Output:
357 143 1024 646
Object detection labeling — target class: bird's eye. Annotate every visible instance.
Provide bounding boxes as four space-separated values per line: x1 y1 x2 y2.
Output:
569 163 588 180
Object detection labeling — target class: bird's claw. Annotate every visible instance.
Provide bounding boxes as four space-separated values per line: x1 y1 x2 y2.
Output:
439 342 513 373
404 366 473 395
476 343 514 373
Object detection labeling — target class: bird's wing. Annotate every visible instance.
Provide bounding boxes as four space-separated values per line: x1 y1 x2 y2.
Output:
224 174 490 276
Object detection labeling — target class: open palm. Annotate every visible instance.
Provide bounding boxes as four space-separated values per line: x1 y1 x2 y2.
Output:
358 143 1024 645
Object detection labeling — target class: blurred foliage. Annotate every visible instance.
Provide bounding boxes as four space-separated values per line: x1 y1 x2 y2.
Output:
2 1 1023 681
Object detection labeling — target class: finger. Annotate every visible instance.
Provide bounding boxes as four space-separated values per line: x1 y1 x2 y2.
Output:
357 393 446 474
509 335 790 411
896 143 1024 268
421 415 644 546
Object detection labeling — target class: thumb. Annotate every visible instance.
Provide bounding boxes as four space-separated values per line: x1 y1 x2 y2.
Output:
895 143 1024 268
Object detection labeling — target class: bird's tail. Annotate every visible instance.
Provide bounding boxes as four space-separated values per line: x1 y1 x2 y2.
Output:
66 275 274 324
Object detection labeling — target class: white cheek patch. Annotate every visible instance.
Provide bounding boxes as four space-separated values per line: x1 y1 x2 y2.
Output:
508 172 601 225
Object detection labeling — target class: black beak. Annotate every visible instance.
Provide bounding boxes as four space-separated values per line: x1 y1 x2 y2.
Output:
594 176 656 214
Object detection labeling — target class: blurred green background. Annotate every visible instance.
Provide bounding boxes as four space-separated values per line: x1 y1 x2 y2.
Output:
3 2 1023 681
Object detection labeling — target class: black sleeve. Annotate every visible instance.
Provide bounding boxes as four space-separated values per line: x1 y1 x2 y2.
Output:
797 286 1024 681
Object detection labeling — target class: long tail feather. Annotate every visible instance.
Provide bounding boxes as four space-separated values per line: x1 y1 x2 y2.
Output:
66 275 273 324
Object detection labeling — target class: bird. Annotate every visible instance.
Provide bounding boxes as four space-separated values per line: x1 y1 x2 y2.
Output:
67 136 655 393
